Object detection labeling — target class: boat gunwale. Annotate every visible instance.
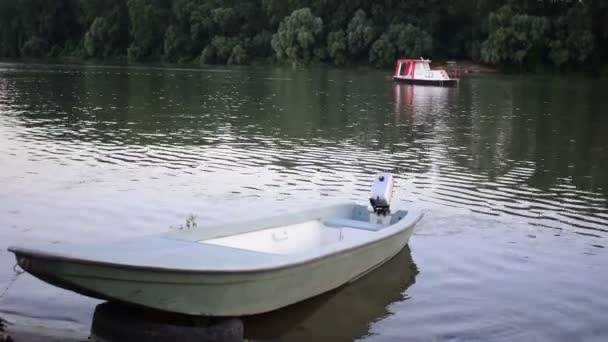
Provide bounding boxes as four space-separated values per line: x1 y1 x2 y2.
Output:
8 209 423 276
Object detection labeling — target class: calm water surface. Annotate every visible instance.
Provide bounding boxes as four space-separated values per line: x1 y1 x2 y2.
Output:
0 63 607 341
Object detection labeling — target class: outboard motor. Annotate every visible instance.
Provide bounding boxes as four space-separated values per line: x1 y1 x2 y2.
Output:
369 173 394 216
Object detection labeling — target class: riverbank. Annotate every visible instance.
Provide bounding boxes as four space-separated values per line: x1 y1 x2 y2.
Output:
433 60 500 75
0 57 586 77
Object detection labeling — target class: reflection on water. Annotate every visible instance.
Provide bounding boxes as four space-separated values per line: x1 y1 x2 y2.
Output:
2 65 605 233
243 248 417 341
392 82 452 123
0 64 607 340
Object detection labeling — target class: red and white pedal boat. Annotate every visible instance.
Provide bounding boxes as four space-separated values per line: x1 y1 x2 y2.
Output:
393 58 458 86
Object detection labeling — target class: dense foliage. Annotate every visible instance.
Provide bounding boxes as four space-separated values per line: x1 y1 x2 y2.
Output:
0 0 606 72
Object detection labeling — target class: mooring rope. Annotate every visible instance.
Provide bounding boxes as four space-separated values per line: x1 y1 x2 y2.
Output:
0 265 23 301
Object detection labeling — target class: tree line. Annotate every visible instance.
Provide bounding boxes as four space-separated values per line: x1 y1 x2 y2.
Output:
0 0 606 73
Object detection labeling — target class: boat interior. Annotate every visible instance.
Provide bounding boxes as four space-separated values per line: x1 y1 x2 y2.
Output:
201 206 408 255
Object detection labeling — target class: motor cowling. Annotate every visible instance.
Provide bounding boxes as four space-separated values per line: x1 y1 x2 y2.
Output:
369 173 394 215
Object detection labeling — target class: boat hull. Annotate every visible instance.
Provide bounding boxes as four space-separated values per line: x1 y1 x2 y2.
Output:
10 203 422 316
12 225 414 316
393 76 458 86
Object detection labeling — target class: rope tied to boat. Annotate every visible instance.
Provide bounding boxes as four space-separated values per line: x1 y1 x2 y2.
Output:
11 264 23 275
0 264 23 302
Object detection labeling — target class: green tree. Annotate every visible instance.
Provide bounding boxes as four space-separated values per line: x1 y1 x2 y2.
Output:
81 0 130 58
327 30 347 65
9 1 83 58
0 0 606 72
227 44 249 65
549 4 594 68
346 9 376 60
84 17 110 58
163 25 186 61
369 24 432 67
200 36 247 65
212 7 238 36
250 30 273 57
271 8 323 66
369 33 394 67
481 5 549 68
21 36 50 57
188 2 215 54
127 0 169 61
390 24 433 59
0 1 21 57
261 0 313 29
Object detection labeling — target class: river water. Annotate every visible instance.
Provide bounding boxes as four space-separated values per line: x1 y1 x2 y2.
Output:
0 63 607 341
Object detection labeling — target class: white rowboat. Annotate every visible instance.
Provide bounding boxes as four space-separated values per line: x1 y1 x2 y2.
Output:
8 174 422 316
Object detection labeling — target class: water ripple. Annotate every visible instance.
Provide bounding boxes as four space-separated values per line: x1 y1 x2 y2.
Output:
1 64 607 238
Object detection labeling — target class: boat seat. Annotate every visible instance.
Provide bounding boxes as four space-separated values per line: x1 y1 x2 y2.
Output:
322 218 385 231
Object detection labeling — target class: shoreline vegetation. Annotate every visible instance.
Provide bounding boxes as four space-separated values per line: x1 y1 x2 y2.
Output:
0 1 607 76
0 56 501 77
